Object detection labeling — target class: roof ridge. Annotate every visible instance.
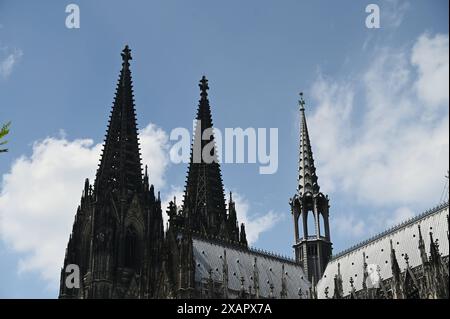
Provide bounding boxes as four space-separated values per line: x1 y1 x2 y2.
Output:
193 234 298 265
332 201 449 260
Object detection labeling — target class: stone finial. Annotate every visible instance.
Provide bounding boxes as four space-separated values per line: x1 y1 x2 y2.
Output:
121 45 132 62
298 92 306 111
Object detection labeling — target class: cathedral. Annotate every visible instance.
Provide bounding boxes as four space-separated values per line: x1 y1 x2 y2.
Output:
59 46 449 299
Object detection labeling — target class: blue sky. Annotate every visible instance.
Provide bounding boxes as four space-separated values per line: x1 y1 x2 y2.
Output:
0 0 448 298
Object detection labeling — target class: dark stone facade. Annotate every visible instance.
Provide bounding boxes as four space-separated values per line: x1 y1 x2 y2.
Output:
59 46 164 298
59 46 249 299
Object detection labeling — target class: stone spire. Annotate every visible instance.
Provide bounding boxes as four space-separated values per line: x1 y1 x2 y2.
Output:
362 252 368 292
94 45 143 200
297 92 320 196
290 92 332 282
333 263 343 298
429 232 441 266
240 223 248 246
227 192 239 242
390 239 403 298
390 240 401 282
181 76 228 239
418 225 428 266
60 46 164 299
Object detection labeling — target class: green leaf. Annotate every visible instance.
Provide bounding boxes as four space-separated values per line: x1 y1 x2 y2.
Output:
0 121 11 153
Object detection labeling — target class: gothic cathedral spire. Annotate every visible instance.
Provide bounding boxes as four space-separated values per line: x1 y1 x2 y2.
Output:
59 46 164 299
297 92 320 196
290 92 332 282
179 76 246 245
94 45 143 201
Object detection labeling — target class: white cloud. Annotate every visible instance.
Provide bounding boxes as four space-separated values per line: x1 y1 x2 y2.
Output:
332 206 416 242
411 33 449 107
0 122 169 289
386 206 415 227
140 123 170 189
309 33 449 239
161 185 185 230
227 190 282 245
0 48 23 79
0 137 101 284
332 214 366 238
309 33 449 207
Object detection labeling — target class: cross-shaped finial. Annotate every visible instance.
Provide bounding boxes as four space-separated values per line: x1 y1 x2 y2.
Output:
349 277 354 288
404 253 410 267
121 45 132 62
240 276 245 288
199 75 209 93
298 92 306 111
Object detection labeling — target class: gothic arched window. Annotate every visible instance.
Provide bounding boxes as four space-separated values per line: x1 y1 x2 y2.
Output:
124 226 139 269
81 234 90 271
319 213 326 238
307 212 316 237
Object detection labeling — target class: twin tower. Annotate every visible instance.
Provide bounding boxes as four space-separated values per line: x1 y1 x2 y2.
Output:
59 46 332 298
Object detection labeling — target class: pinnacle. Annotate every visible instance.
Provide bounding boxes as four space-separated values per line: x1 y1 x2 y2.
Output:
199 75 209 95
94 46 143 198
297 93 320 196
299 92 306 111
121 45 132 62
182 76 229 240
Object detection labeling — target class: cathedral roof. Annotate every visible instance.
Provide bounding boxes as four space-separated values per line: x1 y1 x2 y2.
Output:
317 202 449 298
192 237 311 298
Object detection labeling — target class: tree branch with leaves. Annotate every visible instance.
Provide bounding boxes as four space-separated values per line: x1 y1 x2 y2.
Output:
0 122 11 153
